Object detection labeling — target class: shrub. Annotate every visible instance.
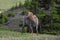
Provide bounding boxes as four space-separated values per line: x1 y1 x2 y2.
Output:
19 2 23 7
10 5 18 10
0 13 8 24
8 12 16 17
37 7 60 35
37 11 47 19
11 6 16 10
22 9 28 15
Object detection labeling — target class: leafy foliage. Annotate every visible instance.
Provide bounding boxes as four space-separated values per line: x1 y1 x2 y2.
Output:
0 13 8 24
8 12 16 17
37 11 47 19
22 9 28 15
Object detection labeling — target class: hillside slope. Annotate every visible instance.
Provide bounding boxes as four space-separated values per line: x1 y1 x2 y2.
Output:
0 0 25 10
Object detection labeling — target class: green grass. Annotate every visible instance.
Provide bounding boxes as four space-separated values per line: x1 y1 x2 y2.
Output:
0 0 25 11
0 29 59 40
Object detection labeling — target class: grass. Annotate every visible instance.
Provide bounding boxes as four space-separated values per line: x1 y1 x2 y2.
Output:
0 29 60 40
0 0 25 11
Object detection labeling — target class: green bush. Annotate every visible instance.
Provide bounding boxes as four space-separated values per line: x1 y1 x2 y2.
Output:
0 13 8 24
19 2 23 7
37 8 60 35
8 12 16 17
53 23 60 28
37 11 47 19
22 9 28 15
11 6 16 10
10 4 18 10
